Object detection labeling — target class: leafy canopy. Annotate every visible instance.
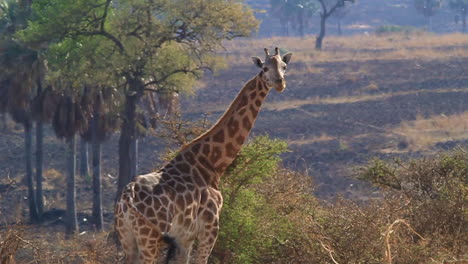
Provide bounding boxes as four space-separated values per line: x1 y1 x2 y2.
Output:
19 0 258 94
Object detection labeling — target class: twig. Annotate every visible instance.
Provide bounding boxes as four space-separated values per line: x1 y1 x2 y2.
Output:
319 240 339 264
383 219 425 264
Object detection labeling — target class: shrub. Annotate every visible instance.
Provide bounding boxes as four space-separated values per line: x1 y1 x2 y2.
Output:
357 149 468 262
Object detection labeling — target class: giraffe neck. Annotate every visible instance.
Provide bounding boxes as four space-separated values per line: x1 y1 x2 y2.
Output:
164 74 270 188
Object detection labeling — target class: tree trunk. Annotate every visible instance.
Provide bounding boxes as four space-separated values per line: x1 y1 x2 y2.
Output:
463 13 467 33
79 137 89 178
117 94 138 198
1 114 6 130
65 135 78 237
299 8 305 37
130 139 138 178
427 15 433 31
316 14 327 50
25 121 39 223
338 20 342 35
35 81 44 217
35 119 44 217
91 115 103 231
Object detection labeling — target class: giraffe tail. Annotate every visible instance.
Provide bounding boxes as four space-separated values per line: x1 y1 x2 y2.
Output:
162 233 177 263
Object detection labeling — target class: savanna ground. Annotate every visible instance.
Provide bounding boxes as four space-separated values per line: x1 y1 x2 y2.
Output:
1 33 468 263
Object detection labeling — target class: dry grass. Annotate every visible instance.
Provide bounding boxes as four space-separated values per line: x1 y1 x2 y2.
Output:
393 111 468 151
0 226 120 264
287 133 335 146
223 33 468 65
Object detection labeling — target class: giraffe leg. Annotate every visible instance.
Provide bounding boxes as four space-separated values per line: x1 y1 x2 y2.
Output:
115 203 140 264
167 239 193 264
116 222 139 264
194 223 219 264
134 232 163 264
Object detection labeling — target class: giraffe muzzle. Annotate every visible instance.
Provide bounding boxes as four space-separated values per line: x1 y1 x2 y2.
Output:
274 79 286 92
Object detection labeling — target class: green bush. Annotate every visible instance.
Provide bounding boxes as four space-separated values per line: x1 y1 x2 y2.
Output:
214 135 293 263
213 139 467 264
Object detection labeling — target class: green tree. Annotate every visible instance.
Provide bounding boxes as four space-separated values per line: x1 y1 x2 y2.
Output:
449 0 468 32
20 0 258 198
414 0 442 30
315 0 355 49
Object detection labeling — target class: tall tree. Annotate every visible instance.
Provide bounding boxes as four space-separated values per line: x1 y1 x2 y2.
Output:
449 0 468 32
52 93 89 236
31 85 60 217
81 87 120 231
20 0 259 198
0 0 46 223
34 81 44 216
79 137 90 178
315 0 354 49
414 0 442 30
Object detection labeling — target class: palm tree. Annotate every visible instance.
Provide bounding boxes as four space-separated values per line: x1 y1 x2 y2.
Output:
81 86 120 231
0 0 46 223
52 91 89 236
31 85 59 216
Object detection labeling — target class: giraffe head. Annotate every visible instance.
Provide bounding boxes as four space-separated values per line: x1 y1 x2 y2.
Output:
252 47 293 92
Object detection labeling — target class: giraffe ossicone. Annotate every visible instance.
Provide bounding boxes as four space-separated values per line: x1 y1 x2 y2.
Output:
115 47 293 264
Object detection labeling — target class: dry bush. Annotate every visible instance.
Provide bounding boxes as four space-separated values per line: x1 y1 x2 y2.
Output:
358 149 468 263
0 225 25 264
239 149 468 264
0 226 120 264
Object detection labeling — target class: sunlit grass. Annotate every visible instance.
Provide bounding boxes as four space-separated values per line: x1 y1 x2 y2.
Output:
223 33 468 65
393 111 468 151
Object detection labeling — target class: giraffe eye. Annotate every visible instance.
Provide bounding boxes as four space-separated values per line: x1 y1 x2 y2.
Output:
263 67 268 72
283 66 287 70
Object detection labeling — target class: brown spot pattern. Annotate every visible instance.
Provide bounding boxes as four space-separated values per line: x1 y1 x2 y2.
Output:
202 144 210 156
237 95 248 110
184 152 196 165
191 143 201 155
213 130 224 143
250 105 258 118
227 118 239 138
176 163 190 174
225 143 237 158
209 146 222 164
242 116 252 130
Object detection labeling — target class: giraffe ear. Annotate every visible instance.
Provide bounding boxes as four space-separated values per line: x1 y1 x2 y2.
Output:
251 57 263 68
282 53 293 64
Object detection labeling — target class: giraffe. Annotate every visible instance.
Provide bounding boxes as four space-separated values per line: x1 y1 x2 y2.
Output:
115 47 293 264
